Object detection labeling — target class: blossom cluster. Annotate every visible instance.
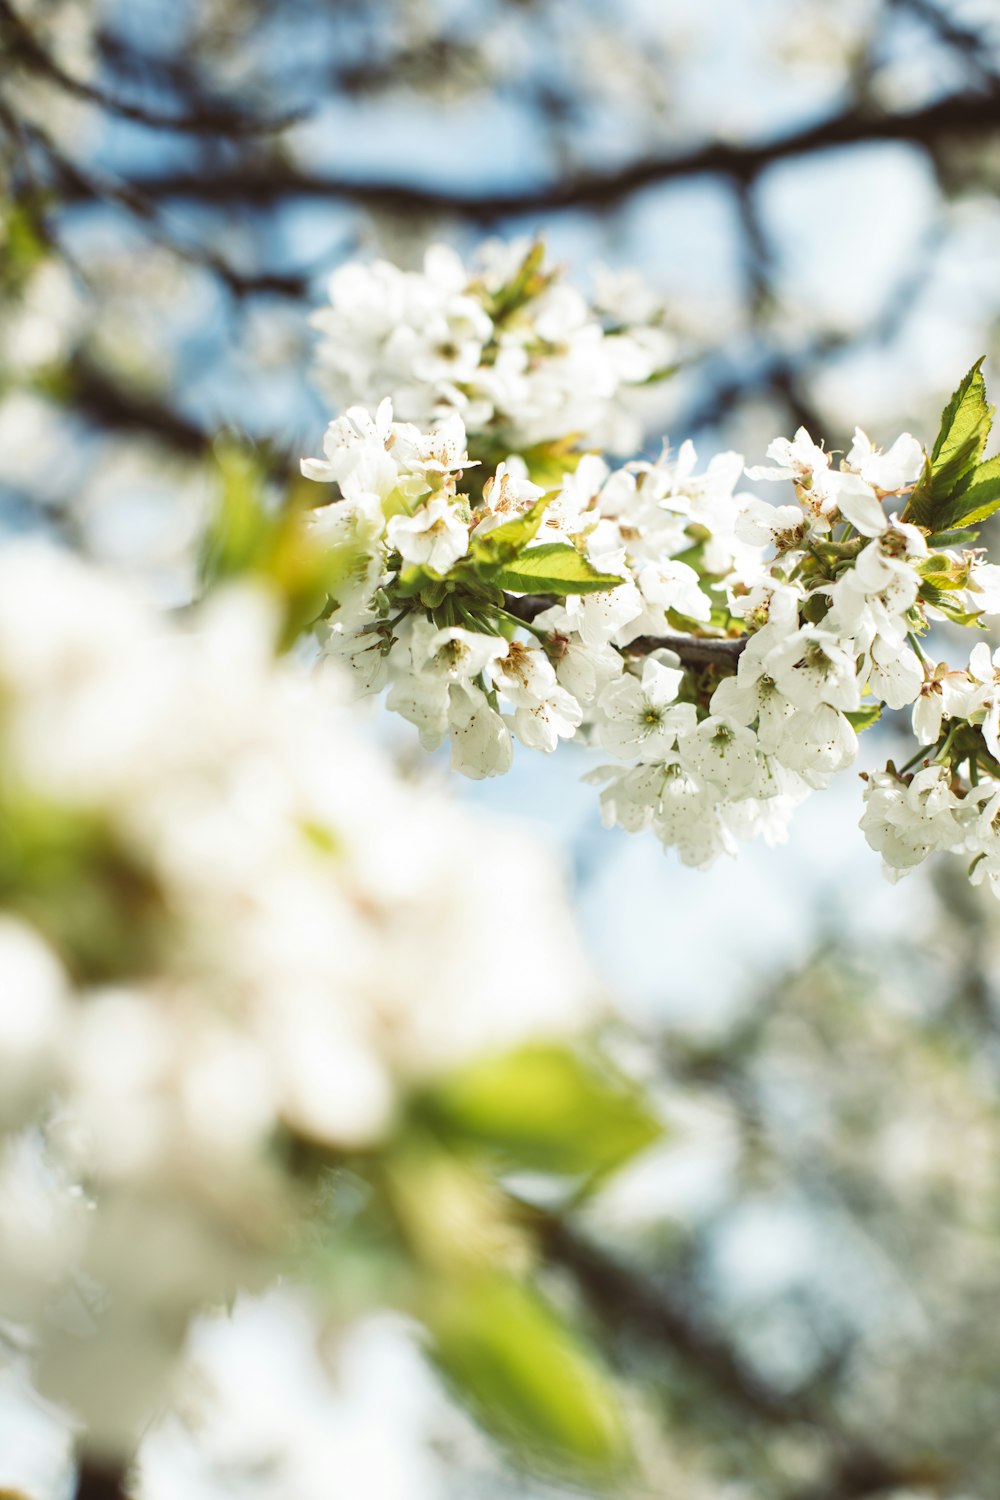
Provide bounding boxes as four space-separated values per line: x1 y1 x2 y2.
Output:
311 241 676 457
860 636 1000 896
302 259 1000 892
0 542 598 1456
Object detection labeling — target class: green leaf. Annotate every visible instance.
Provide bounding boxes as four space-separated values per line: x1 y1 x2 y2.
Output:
421 1043 661 1178
907 360 993 527
429 1272 629 1478
935 453 1000 530
930 357 993 489
931 598 983 627
484 242 555 323
469 494 552 569
917 553 968 591
846 704 882 732
925 527 982 548
492 544 623 596
199 442 271 585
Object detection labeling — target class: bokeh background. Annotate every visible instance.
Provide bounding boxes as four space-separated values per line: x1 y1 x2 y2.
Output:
3 1 1000 1496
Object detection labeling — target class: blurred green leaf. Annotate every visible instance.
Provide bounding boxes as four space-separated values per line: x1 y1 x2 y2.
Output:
429 1271 629 1478
421 1042 661 1177
0 798 165 983
199 442 364 645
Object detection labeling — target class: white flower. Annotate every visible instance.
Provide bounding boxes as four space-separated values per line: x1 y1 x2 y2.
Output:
866 636 923 710
912 664 975 745
587 760 665 834
728 580 804 635
764 626 861 713
860 765 964 878
473 460 545 535
543 629 623 707
828 471 888 537
677 715 762 798
847 428 925 493
320 624 391 695
386 497 469 574
409 620 508 684
969 561 1000 617
392 412 477 476
597 658 688 759
385 672 450 749
709 632 796 751
447 683 513 778
484 640 583 751
633 560 712 626
301 399 405 501
512 688 583 752
486 639 558 707
775 704 857 785
734 498 806 550
967 641 1000 759
848 531 925 601
653 764 736 867
746 428 832 485
746 429 892 536
552 571 644 651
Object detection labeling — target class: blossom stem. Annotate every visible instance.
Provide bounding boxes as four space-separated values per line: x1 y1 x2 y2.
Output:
907 631 932 670
493 605 549 640
933 723 961 767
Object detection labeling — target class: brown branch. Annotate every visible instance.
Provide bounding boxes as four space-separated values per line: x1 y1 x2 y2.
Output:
78 91 1000 217
51 356 212 457
624 633 747 668
503 594 747 669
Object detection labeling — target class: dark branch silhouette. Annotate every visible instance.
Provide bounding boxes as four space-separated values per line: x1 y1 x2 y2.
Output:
80 91 1000 218
0 0 306 136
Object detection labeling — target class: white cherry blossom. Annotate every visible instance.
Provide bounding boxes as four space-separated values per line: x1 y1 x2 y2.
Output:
386 497 470 574
597 658 687 759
